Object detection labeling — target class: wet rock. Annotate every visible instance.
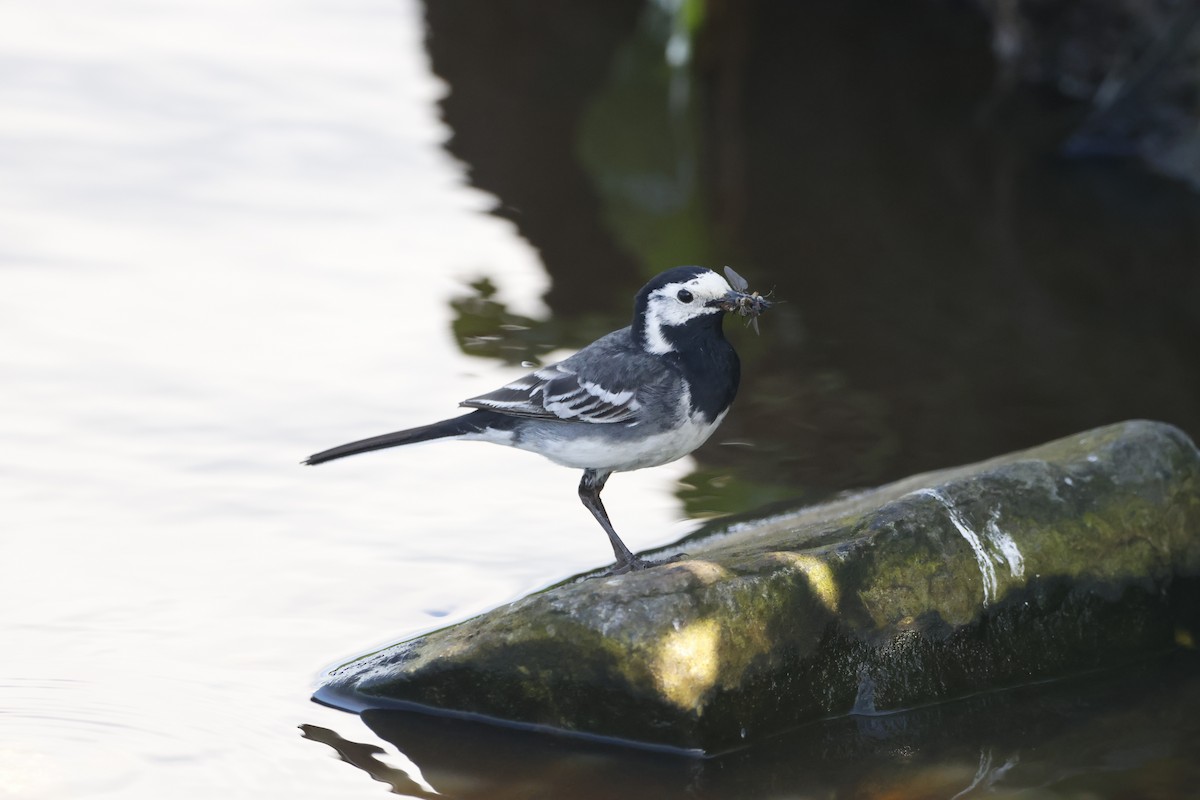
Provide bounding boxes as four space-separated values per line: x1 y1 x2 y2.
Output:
317 420 1200 753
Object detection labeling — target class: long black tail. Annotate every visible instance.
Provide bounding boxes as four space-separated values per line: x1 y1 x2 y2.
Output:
304 410 500 466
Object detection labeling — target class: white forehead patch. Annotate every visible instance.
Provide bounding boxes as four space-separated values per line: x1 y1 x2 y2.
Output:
641 270 733 355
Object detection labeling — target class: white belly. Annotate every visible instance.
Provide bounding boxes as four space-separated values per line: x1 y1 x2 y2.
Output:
519 409 729 472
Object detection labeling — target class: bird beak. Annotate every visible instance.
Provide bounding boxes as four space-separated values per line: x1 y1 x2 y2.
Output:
706 289 772 315
705 290 742 312
707 289 771 335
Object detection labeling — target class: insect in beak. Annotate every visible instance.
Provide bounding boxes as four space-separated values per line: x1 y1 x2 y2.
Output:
706 266 773 334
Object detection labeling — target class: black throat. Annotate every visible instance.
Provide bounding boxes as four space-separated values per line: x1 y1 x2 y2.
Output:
650 314 741 422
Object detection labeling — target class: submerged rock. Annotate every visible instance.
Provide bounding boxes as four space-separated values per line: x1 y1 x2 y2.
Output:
317 420 1200 753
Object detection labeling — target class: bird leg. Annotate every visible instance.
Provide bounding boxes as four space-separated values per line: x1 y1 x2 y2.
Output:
578 469 647 574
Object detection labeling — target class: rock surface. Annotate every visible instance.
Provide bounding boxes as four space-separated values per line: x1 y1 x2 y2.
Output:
317 420 1200 753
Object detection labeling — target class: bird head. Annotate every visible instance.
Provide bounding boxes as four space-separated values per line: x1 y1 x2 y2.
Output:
633 266 770 355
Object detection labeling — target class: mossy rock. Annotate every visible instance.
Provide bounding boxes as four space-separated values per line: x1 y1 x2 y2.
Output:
316 420 1200 753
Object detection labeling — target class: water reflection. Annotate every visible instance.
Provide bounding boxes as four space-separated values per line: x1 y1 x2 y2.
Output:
300 724 434 797
3 0 1198 797
305 651 1200 798
426 0 1200 518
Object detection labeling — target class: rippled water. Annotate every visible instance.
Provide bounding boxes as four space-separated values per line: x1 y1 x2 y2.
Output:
3 2 1198 799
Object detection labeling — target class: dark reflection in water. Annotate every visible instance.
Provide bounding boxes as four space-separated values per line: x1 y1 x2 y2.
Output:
300 724 431 796
423 0 1200 520
304 651 1200 799
384 4 1200 796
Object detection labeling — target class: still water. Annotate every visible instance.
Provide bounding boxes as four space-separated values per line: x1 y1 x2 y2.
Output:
0 2 692 797
2 1 1198 798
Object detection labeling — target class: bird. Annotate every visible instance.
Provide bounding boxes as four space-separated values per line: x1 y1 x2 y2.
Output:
304 266 771 574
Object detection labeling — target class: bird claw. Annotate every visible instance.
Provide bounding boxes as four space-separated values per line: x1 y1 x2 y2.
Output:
601 552 689 577
602 560 646 576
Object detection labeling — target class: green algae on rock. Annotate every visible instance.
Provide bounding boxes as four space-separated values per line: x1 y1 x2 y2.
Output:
316 420 1200 754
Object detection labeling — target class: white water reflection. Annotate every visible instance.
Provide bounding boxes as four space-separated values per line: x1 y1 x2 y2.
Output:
0 2 696 797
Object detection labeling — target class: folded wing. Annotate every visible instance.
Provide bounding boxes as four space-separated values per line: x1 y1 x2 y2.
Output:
460 329 661 425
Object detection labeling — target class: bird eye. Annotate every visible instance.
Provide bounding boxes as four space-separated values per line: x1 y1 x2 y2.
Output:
676 289 694 303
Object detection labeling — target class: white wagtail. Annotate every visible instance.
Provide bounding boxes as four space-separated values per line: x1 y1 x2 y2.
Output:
305 266 771 574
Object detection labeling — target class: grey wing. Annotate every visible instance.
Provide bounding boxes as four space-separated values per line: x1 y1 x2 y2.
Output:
460 330 664 424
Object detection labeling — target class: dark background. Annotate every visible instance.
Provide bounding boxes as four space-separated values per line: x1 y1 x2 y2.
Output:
423 0 1200 514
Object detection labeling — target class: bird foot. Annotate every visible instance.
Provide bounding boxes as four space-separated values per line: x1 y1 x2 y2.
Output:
602 552 689 577
603 557 649 576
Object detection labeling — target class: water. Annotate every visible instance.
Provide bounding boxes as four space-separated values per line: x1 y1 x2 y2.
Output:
0 2 693 797
311 652 1200 799
2 2 1198 798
